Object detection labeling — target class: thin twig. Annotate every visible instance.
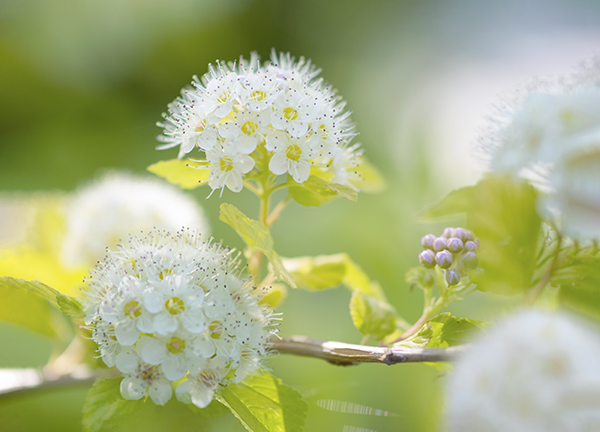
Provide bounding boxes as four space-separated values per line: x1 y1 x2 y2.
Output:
271 336 469 366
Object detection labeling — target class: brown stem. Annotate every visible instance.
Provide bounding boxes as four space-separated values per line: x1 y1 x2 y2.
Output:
271 335 468 366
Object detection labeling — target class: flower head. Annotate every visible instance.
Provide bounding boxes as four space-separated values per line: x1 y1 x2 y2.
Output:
446 310 600 432
83 230 276 407
481 59 600 241
61 172 210 268
157 50 361 195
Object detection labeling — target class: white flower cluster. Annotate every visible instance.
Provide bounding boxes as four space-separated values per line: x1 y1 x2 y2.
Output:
483 59 600 241
157 51 362 195
61 172 210 268
446 310 600 432
83 230 275 407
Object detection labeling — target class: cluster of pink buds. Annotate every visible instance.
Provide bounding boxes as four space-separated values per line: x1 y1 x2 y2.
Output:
418 227 480 286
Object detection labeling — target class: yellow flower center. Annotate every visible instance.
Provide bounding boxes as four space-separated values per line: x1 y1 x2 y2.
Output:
251 90 266 101
123 300 142 318
195 121 206 133
283 107 298 121
166 336 186 354
241 121 258 136
199 370 218 388
165 296 185 315
285 144 302 162
220 156 234 172
209 321 223 339
217 91 231 104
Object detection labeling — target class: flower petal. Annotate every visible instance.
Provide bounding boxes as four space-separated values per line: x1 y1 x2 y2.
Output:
154 313 179 336
162 354 188 381
116 350 139 374
120 376 145 401
148 378 173 405
140 337 167 366
269 152 289 175
175 380 194 404
115 320 140 346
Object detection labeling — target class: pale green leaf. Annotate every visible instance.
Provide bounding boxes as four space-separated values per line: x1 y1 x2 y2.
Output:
82 378 143 432
147 159 209 190
417 185 474 221
57 292 85 320
349 156 386 193
282 254 347 290
288 175 357 207
349 290 397 340
0 276 78 351
418 176 541 295
282 253 387 302
217 373 307 432
219 204 296 288
552 249 600 320
395 313 487 349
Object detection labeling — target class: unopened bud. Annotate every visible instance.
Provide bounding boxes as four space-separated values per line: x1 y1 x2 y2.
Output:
446 269 460 286
447 237 464 253
463 251 479 270
436 250 453 269
464 240 478 251
442 227 455 238
419 250 436 268
421 234 436 249
465 230 475 241
453 228 468 242
433 237 448 252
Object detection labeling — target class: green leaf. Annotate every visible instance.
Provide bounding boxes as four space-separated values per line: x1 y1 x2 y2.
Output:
219 204 296 288
147 159 209 190
418 185 474 220
349 290 397 340
217 373 307 432
395 313 487 349
419 176 542 295
82 378 144 432
288 175 357 207
553 250 600 320
0 276 78 351
56 292 86 320
349 156 386 193
281 254 347 290
281 253 387 301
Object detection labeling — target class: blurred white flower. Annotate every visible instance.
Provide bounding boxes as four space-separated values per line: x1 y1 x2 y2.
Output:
61 172 209 267
446 310 600 432
482 59 600 240
157 50 361 195
83 230 275 407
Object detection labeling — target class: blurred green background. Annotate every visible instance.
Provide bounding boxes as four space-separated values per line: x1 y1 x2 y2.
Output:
2 0 600 430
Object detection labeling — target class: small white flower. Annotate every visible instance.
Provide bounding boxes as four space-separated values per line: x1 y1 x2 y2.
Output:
266 131 319 183
219 109 271 154
205 142 255 194
118 349 173 406
176 356 229 408
446 310 600 432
